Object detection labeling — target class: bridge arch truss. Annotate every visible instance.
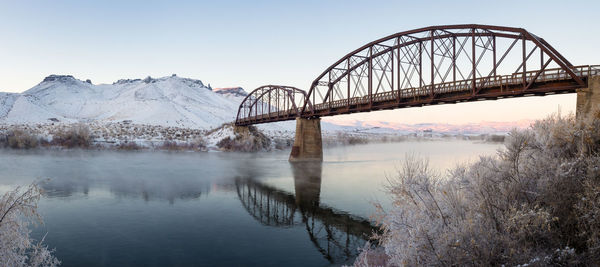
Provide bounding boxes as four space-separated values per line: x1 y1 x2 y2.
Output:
236 85 312 126
302 24 597 116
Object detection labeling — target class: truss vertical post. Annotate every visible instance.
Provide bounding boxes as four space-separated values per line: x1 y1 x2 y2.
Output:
397 37 401 103
522 37 527 87
284 90 287 117
419 41 423 91
347 58 351 108
391 50 394 95
492 35 497 77
471 28 476 94
289 90 292 117
452 36 456 86
430 30 435 97
328 83 333 109
312 84 315 115
369 46 373 107
328 72 332 109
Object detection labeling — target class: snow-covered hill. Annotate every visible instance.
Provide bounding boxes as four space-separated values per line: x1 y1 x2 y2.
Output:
0 74 245 129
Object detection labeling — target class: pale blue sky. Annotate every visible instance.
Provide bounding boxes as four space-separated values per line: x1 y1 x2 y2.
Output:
0 0 598 123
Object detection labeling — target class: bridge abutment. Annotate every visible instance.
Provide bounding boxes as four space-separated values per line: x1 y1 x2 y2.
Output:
289 118 323 162
577 75 600 119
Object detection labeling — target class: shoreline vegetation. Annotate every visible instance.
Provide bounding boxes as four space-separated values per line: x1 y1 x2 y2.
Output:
0 181 60 266
0 122 506 153
354 111 600 266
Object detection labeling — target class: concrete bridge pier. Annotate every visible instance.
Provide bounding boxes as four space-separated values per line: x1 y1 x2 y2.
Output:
576 75 600 119
289 118 323 162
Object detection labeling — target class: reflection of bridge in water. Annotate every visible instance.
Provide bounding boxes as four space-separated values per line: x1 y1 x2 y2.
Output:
235 162 377 264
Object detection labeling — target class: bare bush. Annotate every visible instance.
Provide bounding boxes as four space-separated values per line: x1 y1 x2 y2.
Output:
357 111 600 266
159 140 182 151
51 124 91 148
1 129 40 149
348 136 369 145
117 141 142 150
0 182 60 266
484 134 505 143
158 137 206 151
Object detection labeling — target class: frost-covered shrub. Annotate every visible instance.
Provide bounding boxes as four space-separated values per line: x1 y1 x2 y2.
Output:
217 124 271 152
356 111 600 266
273 138 292 150
576 171 600 263
323 132 370 147
0 182 60 266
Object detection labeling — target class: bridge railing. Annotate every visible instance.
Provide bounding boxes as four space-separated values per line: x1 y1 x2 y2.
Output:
312 65 600 111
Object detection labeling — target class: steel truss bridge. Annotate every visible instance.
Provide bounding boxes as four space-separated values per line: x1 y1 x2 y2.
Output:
235 24 599 126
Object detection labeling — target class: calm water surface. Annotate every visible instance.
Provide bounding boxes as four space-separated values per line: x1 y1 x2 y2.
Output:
0 140 501 266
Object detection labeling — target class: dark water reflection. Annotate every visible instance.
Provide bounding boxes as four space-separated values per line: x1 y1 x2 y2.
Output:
0 141 500 266
236 162 376 264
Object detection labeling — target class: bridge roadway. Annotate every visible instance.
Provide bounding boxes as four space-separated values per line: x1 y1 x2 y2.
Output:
236 65 599 126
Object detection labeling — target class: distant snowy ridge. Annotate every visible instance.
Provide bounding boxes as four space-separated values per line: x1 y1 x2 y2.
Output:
325 118 533 135
0 74 246 129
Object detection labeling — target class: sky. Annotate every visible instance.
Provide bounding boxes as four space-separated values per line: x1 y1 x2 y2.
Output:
0 0 598 124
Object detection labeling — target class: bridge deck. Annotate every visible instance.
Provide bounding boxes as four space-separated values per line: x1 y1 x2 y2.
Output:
236 65 600 126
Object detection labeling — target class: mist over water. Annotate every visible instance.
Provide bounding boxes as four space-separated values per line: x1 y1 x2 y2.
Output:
0 140 501 266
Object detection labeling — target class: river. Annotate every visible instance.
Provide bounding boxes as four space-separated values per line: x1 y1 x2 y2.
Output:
0 140 501 266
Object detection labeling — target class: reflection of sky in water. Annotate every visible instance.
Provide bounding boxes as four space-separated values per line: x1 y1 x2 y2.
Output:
0 140 500 266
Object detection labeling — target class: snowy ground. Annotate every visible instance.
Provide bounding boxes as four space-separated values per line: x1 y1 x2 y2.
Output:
0 75 243 129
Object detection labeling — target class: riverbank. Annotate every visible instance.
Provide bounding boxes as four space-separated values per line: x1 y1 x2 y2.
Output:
0 122 506 152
